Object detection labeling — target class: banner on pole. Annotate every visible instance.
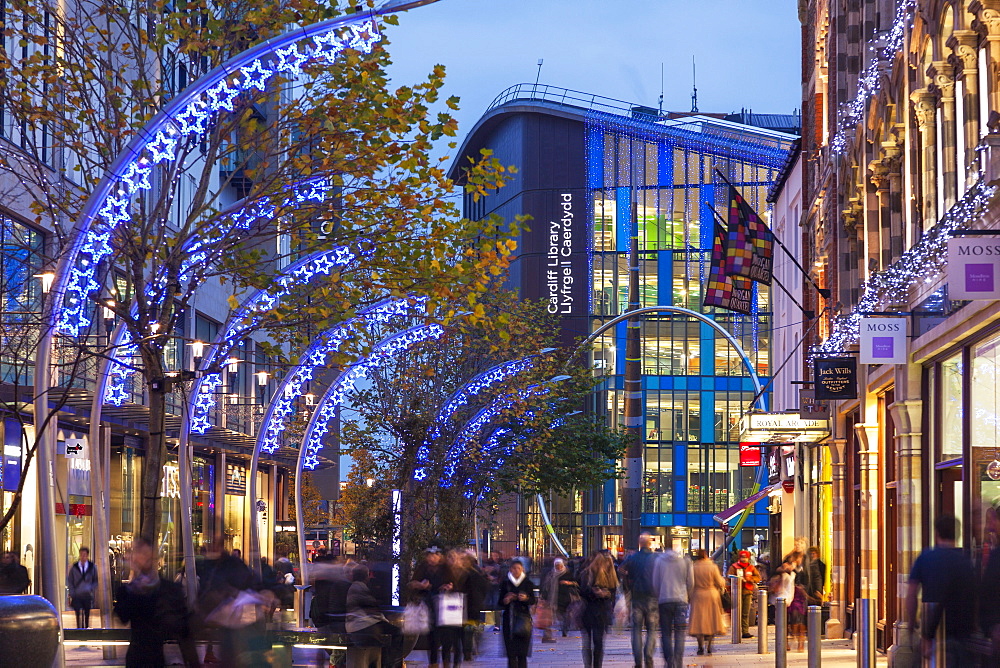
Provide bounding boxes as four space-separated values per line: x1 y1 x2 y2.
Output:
859 317 908 364
704 223 753 315
947 236 1000 299
723 186 773 285
813 356 858 400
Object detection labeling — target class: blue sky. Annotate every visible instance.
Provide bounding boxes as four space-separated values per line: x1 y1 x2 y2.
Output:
382 0 802 156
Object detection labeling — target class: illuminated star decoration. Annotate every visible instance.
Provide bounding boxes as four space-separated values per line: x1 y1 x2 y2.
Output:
183 245 371 429
300 324 445 470
55 12 383 339
252 297 427 453
437 384 550 487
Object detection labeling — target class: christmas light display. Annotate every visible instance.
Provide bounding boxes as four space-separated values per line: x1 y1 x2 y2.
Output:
831 0 916 153
299 323 445 470
818 179 995 355
252 296 427 453
416 355 541 470
433 384 550 487
105 243 366 408
54 16 382 338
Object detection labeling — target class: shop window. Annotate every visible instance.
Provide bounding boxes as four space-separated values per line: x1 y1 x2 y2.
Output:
971 335 1000 550
939 353 963 461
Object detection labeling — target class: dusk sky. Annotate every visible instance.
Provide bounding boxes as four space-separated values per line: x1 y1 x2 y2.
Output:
382 0 802 160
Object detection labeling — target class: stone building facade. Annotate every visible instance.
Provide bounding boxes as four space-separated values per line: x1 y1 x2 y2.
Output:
800 0 1000 657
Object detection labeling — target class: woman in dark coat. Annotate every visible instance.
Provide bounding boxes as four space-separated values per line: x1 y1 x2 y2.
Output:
498 560 536 668
578 552 618 668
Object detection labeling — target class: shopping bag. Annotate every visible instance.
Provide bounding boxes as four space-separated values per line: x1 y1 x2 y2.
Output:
437 592 466 627
403 601 430 635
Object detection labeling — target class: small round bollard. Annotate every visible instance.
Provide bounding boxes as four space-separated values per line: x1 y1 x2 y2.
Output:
0 595 60 667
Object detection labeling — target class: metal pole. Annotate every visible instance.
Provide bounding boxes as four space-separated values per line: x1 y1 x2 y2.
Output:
730 574 742 644
775 597 787 668
621 153 643 550
808 604 822 668
856 598 875 668
758 588 768 654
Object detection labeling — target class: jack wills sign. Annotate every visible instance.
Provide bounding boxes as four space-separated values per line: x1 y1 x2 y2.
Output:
947 236 1000 299
859 317 908 364
814 356 858 400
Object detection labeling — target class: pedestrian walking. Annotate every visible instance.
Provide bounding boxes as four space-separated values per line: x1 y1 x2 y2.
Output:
0 551 30 594
543 557 578 638
805 546 826 606
774 553 807 652
688 549 725 655
726 549 761 638
619 532 658 668
905 514 976 667
68 547 98 628
652 540 693 668
114 537 198 668
498 560 535 668
578 551 618 668
408 546 454 668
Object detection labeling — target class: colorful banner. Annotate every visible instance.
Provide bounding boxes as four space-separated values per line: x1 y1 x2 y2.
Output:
704 223 753 315
947 236 1000 299
814 356 858 400
859 317 908 364
724 185 773 285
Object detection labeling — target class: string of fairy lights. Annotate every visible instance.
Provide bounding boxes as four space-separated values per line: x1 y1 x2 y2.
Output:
831 0 916 154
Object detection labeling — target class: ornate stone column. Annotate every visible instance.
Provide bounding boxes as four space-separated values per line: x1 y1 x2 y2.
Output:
882 142 904 263
869 160 890 272
853 422 880 602
930 62 958 210
950 30 981 185
973 1 1000 117
910 88 939 230
827 437 847 638
886 389 924 667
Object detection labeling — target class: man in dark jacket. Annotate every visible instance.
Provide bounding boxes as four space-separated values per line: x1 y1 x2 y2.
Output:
620 532 658 668
68 547 98 628
905 514 976 667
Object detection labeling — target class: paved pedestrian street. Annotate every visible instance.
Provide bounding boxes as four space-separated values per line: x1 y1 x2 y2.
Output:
64 624 890 667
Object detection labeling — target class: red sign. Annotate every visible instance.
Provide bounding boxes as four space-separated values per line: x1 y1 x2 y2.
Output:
782 479 795 494
739 443 761 467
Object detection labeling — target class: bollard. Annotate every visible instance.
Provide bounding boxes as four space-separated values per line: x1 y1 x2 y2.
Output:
730 574 742 644
856 598 875 668
775 596 788 668
758 589 768 654
294 584 311 629
808 604 822 668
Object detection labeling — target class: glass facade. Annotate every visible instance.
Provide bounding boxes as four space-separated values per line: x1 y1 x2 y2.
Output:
581 114 794 555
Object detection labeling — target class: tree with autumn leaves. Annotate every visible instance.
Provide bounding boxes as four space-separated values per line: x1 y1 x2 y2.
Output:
336 292 628 566
0 0 516 552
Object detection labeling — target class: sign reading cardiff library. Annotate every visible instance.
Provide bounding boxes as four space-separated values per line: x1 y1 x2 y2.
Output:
859 317 908 364
814 356 858 400
947 236 1000 299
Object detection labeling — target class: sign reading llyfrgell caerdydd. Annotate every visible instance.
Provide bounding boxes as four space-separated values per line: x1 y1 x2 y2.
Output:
546 193 575 315
947 236 1000 299
859 317 908 364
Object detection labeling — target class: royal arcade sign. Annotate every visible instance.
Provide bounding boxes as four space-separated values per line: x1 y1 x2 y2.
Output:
739 412 831 444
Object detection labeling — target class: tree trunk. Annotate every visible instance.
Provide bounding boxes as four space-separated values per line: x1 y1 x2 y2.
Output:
139 346 168 546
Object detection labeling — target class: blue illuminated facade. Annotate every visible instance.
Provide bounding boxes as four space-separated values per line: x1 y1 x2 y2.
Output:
453 85 798 558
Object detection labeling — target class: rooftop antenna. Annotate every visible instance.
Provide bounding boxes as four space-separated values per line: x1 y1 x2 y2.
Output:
658 63 664 117
691 56 699 113
534 58 543 92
